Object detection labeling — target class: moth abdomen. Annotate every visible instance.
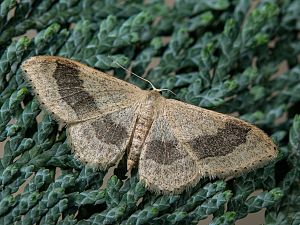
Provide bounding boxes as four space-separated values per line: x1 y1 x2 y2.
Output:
127 91 163 170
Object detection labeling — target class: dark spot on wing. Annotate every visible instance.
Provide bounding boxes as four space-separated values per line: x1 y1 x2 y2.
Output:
145 139 187 165
53 61 98 115
189 121 251 159
91 114 128 147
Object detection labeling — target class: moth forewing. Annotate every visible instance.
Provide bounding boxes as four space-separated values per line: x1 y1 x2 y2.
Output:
169 99 278 174
21 56 142 123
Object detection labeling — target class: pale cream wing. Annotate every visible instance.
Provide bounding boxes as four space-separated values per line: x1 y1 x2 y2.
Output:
139 109 199 194
67 105 139 169
164 99 278 178
22 56 142 123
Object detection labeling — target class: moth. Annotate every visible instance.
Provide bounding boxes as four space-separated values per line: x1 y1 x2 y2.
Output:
22 56 277 194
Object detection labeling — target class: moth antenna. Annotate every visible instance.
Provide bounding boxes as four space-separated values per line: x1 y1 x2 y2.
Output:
111 59 176 96
112 60 156 90
159 88 177 96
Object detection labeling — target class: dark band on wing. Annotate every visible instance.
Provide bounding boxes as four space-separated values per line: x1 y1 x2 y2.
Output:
53 61 98 115
188 121 251 159
145 139 188 165
91 114 128 147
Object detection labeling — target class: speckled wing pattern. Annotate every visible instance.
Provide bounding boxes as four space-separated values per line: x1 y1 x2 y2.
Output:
21 56 142 123
67 106 139 169
139 99 277 193
22 56 143 169
139 108 199 193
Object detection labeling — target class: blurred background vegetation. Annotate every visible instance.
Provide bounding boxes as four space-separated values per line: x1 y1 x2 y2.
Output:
0 0 299 224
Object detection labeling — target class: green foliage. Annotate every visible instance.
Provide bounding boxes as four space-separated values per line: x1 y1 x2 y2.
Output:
0 0 299 224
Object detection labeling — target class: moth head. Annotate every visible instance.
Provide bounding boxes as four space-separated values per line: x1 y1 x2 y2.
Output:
147 90 163 101
152 87 176 96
